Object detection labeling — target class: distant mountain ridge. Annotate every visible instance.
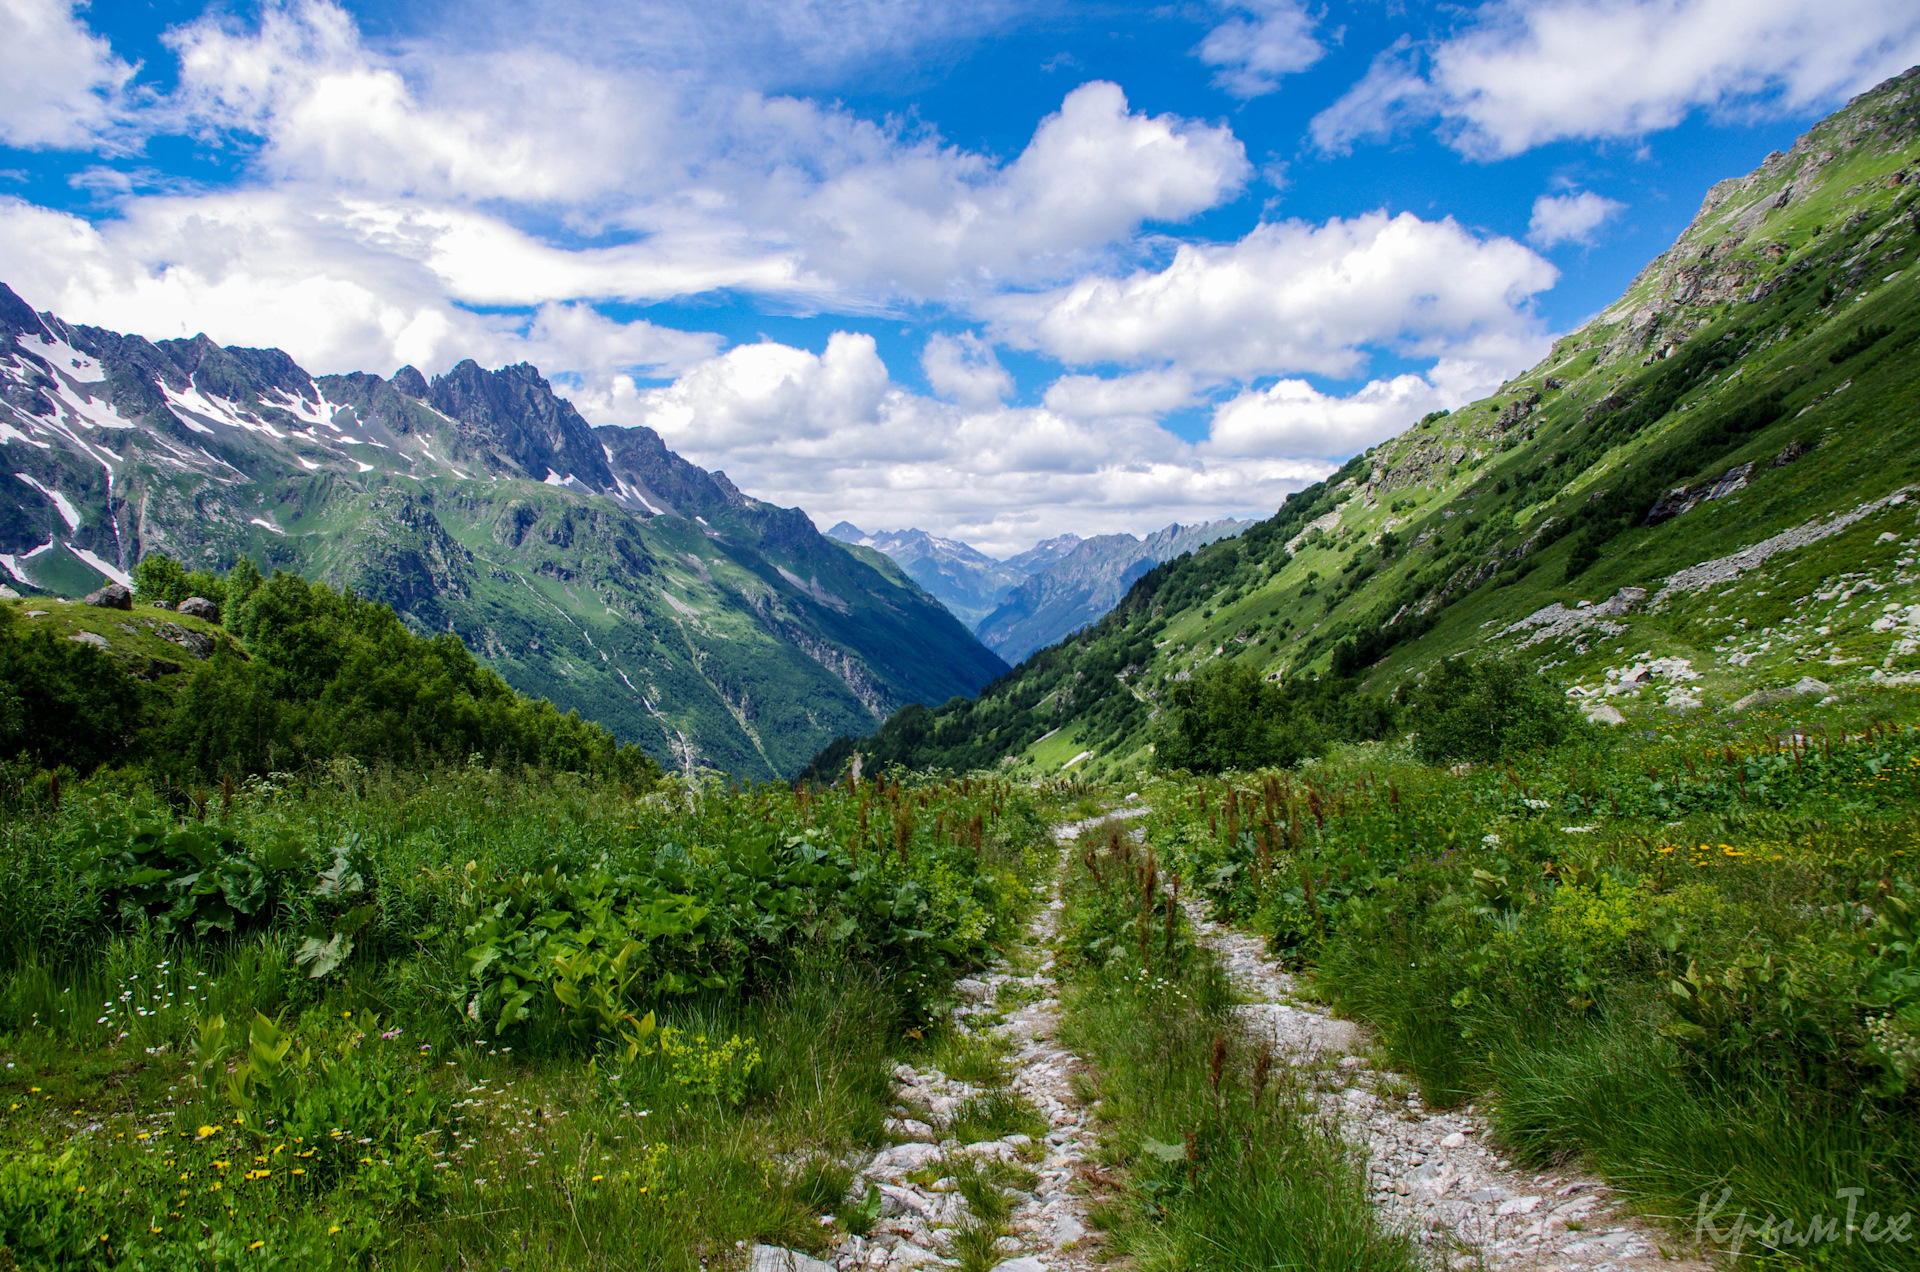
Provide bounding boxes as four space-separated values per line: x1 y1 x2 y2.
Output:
0 288 1006 779
825 524 1028 627
830 517 1255 664
972 519 1256 663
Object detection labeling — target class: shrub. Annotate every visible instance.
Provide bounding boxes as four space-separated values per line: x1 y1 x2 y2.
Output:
1405 656 1583 764
1154 662 1321 774
132 553 229 610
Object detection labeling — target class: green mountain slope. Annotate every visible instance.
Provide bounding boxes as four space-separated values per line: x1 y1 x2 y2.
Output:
819 67 1920 781
0 309 1006 780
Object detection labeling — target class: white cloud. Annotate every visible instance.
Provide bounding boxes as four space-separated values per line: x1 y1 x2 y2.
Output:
1195 1 1324 99
778 81 1250 295
1043 369 1200 421
995 211 1557 383
1528 190 1626 246
1207 374 1446 459
921 332 1012 409
1316 0 1920 158
0 195 721 380
150 8 1252 307
580 336 1331 554
0 0 134 149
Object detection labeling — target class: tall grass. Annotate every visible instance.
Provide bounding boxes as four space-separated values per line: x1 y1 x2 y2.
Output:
1057 822 1419 1272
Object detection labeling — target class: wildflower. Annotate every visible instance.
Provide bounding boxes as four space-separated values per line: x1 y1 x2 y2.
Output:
329 1226 342 1235
249 1240 265 1250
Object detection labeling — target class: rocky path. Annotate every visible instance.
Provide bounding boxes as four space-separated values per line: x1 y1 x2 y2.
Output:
1189 912 1714 1272
759 813 1132 1272
759 806 1703 1272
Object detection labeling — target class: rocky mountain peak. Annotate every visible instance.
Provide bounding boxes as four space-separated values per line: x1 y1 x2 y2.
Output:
427 359 614 489
390 365 429 398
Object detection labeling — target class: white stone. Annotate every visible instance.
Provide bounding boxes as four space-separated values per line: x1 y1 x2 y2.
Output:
751 1246 836 1272
1440 1131 1467 1148
990 1260 1048 1272
1496 1195 1543 1216
862 1143 943 1180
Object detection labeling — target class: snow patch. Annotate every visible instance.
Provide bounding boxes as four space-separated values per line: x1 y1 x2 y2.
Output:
0 421 51 450
249 517 286 536
34 334 104 383
69 545 132 588
12 472 80 531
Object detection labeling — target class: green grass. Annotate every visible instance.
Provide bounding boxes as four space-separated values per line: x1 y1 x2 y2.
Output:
1142 693 1920 1268
0 764 1058 1268
947 1090 1047 1144
1055 824 1421 1272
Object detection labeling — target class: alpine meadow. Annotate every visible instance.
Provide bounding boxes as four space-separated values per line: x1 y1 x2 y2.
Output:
4 3 1920 1272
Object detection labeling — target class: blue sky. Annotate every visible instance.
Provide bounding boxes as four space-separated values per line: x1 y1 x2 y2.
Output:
3 0 1916 554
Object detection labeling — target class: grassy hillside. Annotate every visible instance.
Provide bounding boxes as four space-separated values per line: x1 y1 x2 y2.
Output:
819 67 1920 783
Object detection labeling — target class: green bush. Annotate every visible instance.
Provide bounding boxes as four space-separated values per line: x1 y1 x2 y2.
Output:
0 606 150 773
1153 662 1322 774
1405 656 1584 764
132 554 228 611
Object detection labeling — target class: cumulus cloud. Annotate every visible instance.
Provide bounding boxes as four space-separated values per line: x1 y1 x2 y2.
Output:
29 4 1248 319
777 81 1249 294
1195 1 1324 99
583 335 1331 554
0 196 721 379
1528 189 1625 246
1316 0 1920 158
0 0 135 149
1043 369 1200 421
1207 374 1445 459
922 332 1013 409
994 211 1557 383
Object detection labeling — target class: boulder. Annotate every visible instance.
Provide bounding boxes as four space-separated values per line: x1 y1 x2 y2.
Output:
83 582 132 610
1583 704 1626 726
68 631 109 649
157 621 217 660
1729 677 1832 711
0 584 16 599
749 1246 835 1272
150 599 173 610
140 657 182 680
177 595 220 621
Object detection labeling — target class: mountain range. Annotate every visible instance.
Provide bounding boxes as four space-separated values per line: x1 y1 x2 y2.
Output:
829 518 1253 663
818 67 1920 780
0 289 1005 780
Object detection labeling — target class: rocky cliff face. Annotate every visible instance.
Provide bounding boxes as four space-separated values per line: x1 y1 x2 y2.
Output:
0 297 1006 778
